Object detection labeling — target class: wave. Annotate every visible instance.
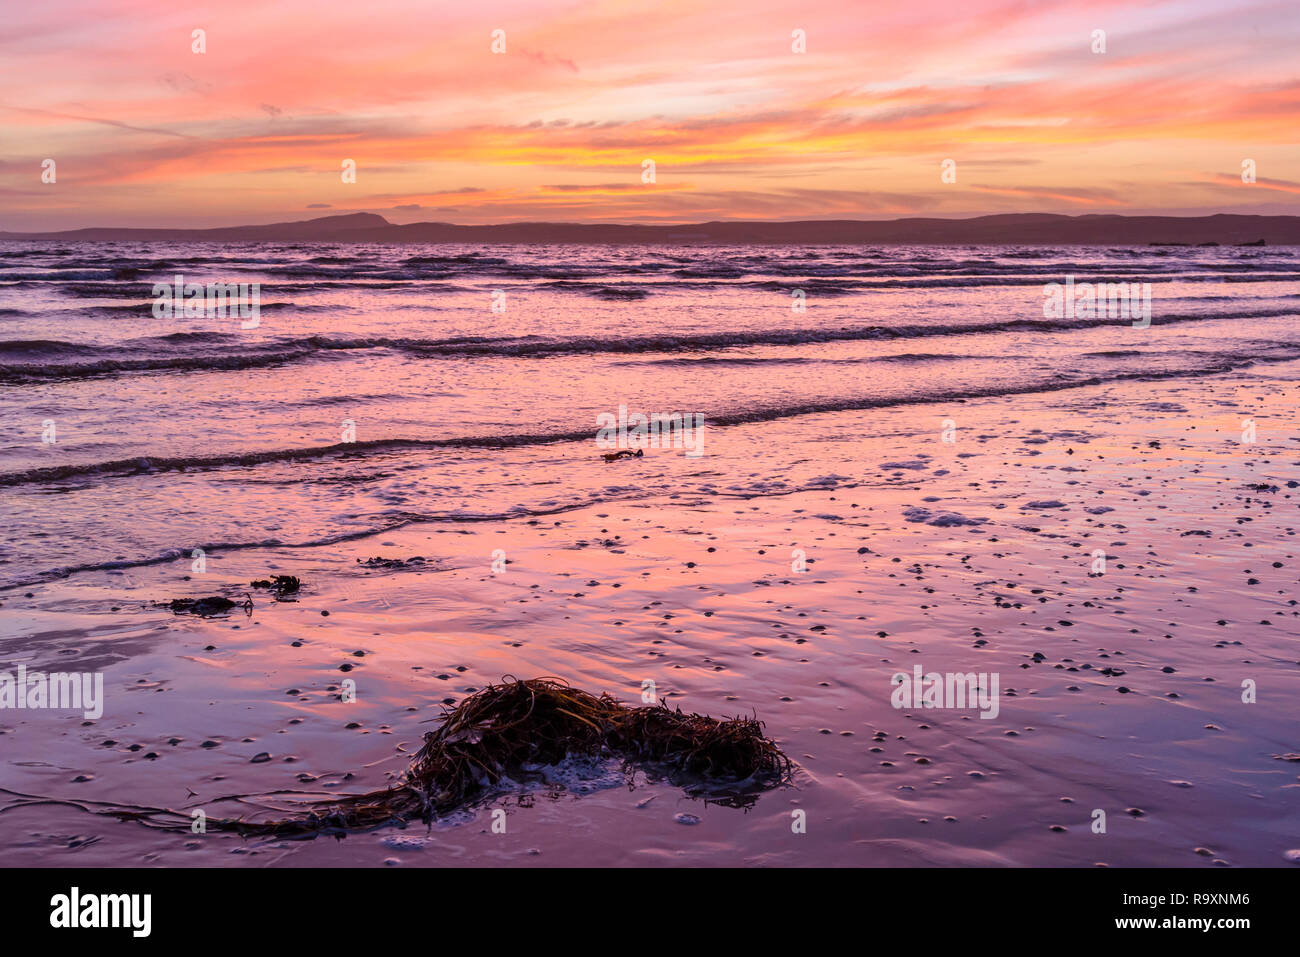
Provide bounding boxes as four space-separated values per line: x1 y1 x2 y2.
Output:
0 500 612 591
9 241 1300 290
73 300 321 316
0 338 104 358
536 282 653 300
616 352 984 368
0 343 350 382
4 305 1295 383
5 346 1297 489
40 279 423 298
20 271 1300 293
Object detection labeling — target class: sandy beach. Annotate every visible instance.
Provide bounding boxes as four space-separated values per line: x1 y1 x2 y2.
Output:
4 359 1297 866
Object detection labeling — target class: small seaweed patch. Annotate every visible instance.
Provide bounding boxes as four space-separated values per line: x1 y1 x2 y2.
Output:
601 448 644 462
0 678 792 837
161 594 252 617
250 575 301 597
357 556 427 570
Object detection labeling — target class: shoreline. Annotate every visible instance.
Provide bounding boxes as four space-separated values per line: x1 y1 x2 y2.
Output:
3 366 1297 866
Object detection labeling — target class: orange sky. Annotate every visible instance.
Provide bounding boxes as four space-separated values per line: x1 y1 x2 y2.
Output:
2 0 1298 228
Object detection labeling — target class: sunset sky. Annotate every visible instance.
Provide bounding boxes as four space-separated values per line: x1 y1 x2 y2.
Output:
3 0 1298 229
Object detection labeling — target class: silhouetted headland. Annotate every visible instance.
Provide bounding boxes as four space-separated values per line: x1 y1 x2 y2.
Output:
3 211 1297 244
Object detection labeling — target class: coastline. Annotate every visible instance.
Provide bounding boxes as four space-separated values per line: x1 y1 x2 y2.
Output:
4 365 1297 866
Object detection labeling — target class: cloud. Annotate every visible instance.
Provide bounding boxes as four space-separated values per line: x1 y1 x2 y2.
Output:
542 183 640 192
3 105 197 139
4 0 1299 228
159 73 209 95
515 47 579 73
1209 172 1300 195
967 184 1125 206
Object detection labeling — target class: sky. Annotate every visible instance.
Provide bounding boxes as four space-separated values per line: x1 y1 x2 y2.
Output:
2 0 1299 229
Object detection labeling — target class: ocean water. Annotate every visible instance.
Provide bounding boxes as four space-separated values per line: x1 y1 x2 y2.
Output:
4 241 1300 867
3 242 1298 591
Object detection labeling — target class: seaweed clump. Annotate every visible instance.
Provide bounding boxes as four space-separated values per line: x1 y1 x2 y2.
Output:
245 677 791 835
356 556 427 570
2 678 792 837
163 594 252 616
250 575 301 597
407 676 790 803
601 448 644 462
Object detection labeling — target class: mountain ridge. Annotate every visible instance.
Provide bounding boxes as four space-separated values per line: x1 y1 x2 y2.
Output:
3 211 1299 244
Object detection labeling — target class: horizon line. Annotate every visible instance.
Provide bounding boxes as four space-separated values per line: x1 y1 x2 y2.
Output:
7 209 1300 236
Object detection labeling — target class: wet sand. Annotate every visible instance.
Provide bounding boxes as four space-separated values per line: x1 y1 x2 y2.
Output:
2 367 1298 866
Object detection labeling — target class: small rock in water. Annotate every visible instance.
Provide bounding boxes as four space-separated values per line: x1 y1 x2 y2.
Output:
674 812 701 825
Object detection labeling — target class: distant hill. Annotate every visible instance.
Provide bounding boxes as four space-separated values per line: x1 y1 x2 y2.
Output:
0 212 391 243
2 211 1298 245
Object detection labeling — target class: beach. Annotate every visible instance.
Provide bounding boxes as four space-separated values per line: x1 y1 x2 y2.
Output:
2 242 1298 866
